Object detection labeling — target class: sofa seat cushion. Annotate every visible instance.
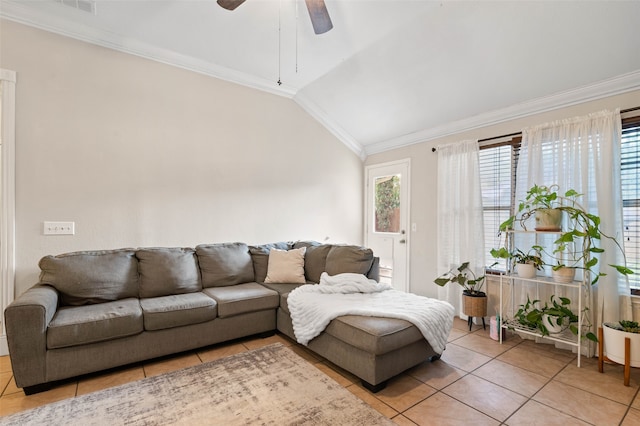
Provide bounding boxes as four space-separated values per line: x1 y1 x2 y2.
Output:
260 283 306 314
323 315 424 356
140 292 218 331
47 298 143 349
203 283 278 318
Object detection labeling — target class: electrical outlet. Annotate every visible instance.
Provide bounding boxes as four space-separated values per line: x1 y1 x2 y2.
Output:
43 221 75 235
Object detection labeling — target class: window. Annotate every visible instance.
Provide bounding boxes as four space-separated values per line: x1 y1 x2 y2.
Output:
479 137 520 271
374 174 401 233
621 115 640 291
477 113 640 292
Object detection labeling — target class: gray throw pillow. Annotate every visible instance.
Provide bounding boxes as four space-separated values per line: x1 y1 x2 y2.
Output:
136 247 201 298
196 242 255 287
39 249 139 306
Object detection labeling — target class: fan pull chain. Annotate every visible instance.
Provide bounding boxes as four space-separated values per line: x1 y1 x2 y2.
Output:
295 0 298 74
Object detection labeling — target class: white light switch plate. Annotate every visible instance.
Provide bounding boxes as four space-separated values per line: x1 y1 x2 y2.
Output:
43 221 75 235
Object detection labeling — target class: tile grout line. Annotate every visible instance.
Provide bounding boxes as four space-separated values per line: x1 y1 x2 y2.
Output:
490 338 638 425
619 385 640 426
439 330 603 425
397 330 524 424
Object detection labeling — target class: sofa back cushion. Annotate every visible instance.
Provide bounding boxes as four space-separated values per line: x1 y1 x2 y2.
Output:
249 242 291 283
39 249 139 306
196 242 255 287
136 248 201 298
325 245 375 276
301 244 332 283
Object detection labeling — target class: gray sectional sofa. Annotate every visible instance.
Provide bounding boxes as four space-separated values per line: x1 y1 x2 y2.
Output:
5 240 441 395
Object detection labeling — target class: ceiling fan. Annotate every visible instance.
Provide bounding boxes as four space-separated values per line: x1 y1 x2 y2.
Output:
217 0 333 34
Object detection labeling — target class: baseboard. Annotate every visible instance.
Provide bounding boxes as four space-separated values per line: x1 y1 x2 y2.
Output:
0 334 8 356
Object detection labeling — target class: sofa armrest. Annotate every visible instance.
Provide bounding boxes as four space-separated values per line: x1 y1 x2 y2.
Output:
4 284 59 389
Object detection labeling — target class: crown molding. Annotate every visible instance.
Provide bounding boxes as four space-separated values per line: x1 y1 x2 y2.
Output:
294 92 366 160
364 70 640 156
4 1 639 161
1 1 369 158
0 1 296 98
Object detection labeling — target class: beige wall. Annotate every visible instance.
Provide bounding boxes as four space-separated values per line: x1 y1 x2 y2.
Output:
366 90 640 299
1 20 364 295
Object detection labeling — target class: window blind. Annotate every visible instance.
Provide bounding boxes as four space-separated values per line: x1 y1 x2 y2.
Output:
621 116 640 290
479 137 520 271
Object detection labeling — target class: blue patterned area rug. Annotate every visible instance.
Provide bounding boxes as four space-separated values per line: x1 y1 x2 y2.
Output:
0 343 394 425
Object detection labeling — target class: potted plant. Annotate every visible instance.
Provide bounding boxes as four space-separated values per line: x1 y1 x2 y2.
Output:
490 246 544 279
599 320 640 385
502 184 564 231
514 295 596 341
434 262 488 329
498 184 633 286
601 320 640 368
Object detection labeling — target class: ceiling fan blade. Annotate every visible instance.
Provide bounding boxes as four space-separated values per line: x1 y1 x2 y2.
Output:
217 0 246 11
305 0 333 34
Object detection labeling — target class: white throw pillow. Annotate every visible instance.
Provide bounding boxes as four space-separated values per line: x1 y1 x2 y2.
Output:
264 247 307 284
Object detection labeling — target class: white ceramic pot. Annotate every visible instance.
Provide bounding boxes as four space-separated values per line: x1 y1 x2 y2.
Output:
535 208 563 231
542 314 565 334
603 324 640 368
515 263 536 279
552 266 576 283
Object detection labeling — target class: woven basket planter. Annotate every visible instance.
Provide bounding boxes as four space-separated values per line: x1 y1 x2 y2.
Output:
463 292 487 318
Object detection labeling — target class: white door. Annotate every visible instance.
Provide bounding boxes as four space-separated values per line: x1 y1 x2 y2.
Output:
365 159 410 292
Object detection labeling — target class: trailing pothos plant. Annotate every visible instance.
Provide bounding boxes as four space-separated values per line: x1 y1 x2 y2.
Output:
498 184 633 285
515 295 597 342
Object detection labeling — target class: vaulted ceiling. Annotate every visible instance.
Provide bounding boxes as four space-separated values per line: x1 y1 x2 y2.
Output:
2 0 640 158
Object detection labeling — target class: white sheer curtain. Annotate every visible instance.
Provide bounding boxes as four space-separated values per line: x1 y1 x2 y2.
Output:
516 109 631 329
436 140 486 318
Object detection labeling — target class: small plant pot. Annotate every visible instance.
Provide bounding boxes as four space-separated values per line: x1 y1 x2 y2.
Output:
462 292 487 318
535 208 563 231
603 323 640 368
542 314 566 334
515 263 536 279
552 267 576 283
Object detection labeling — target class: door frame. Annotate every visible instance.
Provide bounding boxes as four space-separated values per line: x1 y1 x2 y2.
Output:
364 158 411 292
1 69 17 356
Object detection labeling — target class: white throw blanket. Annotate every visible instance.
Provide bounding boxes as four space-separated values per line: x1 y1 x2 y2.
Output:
287 272 455 354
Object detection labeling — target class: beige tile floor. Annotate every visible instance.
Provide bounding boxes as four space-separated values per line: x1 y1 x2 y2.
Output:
2 317 640 425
